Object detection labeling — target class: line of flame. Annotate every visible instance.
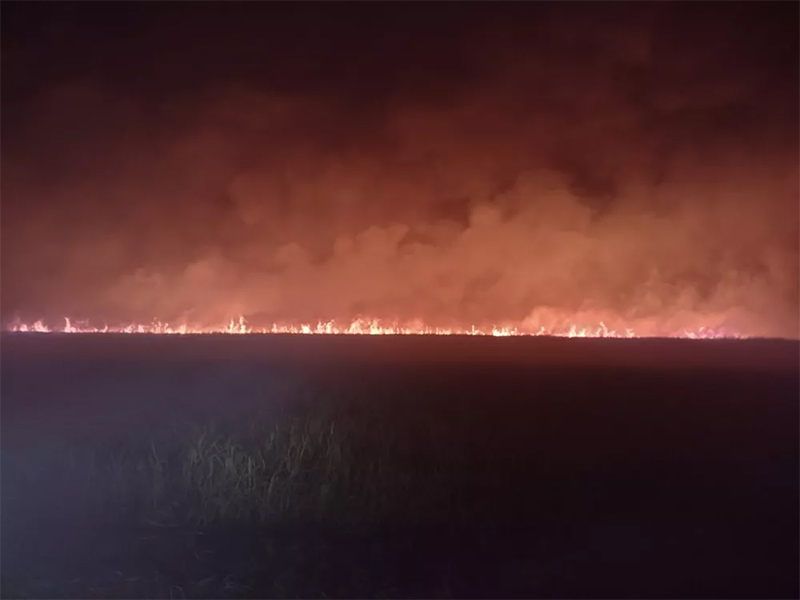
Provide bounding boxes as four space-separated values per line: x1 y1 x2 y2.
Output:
4 316 738 339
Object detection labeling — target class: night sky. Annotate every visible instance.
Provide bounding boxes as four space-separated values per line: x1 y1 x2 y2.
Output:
2 2 798 337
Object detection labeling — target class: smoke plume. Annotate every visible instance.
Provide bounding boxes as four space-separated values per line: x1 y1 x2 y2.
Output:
2 3 798 337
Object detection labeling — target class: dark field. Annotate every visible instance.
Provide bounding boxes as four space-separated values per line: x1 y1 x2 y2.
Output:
1 334 798 599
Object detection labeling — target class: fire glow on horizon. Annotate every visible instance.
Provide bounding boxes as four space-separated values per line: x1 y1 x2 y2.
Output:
3 5 798 347
6 316 744 339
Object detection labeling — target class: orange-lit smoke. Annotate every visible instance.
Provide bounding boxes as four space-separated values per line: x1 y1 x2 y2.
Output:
2 5 798 339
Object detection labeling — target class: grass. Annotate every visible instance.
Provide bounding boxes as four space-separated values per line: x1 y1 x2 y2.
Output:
7 374 524 534
3 362 796 598
18 410 469 530
4 395 516 598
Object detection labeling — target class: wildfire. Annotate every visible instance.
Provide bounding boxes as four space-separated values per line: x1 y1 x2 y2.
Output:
4 316 739 339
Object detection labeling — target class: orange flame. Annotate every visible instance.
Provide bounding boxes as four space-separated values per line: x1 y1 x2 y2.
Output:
5 316 741 339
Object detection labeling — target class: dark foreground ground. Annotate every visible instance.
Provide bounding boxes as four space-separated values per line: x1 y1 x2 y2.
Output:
1 334 798 599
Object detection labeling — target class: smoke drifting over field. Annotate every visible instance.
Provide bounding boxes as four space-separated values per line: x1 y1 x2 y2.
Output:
2 4 798 337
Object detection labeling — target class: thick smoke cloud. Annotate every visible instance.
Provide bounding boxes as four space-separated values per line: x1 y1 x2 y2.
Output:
2 3 798 337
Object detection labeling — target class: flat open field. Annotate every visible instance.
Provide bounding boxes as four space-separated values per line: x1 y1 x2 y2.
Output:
1 334 798 598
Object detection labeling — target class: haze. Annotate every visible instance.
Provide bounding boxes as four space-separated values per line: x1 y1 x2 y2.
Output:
2 3 798 338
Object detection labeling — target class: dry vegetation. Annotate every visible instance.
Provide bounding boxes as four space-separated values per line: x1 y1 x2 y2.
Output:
3 355 797 599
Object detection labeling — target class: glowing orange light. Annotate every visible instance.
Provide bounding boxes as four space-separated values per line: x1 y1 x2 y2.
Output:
5 316 740 339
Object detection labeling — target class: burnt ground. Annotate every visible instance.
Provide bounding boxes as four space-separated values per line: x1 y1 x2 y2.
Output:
1 333 798 599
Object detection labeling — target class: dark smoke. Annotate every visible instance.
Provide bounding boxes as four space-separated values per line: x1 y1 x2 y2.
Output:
2 3 798 337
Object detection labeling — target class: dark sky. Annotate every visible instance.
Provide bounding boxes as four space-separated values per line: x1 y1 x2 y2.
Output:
2 2 798 337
